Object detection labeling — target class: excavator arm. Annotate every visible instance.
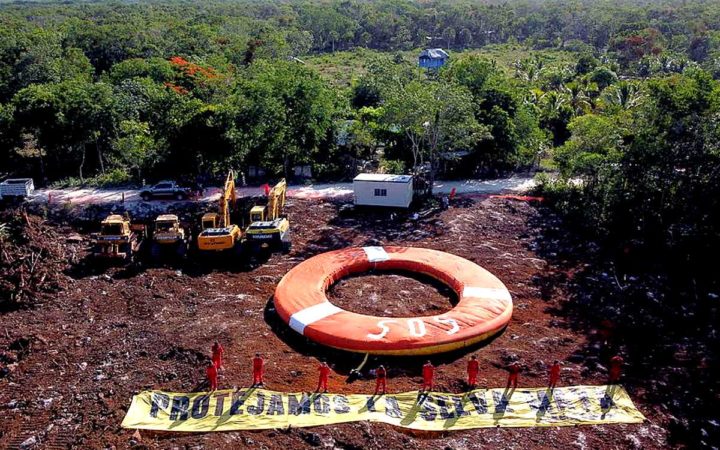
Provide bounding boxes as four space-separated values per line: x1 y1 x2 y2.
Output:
267 179 287 221
219 170 236 227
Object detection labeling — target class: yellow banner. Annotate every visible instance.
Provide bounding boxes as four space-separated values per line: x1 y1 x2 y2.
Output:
121 385 644 432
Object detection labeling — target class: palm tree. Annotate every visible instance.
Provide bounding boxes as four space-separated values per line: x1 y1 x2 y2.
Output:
561 82 593 116
513 56 545 83
539 90 570 119
602 81 644 110
522 88 543 106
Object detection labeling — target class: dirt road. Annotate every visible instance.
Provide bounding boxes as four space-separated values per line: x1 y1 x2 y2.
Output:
29 176 537 206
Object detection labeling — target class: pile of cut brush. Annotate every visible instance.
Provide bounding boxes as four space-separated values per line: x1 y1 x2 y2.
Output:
0 209 75 310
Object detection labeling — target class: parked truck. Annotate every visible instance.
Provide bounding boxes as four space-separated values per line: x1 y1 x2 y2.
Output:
139 181 192 201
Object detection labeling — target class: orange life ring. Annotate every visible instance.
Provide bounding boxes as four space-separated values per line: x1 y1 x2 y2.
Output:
274 247 513 355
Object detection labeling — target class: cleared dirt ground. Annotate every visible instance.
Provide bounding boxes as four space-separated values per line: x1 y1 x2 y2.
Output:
0 196 683 449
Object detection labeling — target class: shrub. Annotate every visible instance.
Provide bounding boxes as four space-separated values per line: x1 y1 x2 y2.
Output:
379 159 406 175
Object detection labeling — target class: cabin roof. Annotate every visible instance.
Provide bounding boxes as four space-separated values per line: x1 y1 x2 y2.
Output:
419 48 449 60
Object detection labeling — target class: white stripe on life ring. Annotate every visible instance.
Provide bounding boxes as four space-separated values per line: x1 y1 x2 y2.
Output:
363 246 389 262
289 302 344 335
462 287 512 301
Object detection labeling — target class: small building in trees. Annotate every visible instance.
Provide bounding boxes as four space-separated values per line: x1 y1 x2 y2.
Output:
418 49 449 69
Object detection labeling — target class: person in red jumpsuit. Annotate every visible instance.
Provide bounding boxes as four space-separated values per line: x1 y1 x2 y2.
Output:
252 353 265 387
421 361 434 391
549 360 561 390
317 362 331 392
506 361 520 389
467 355 480 388
374 365 387 394
211 341 224 370
206 362 218 391
609 355 624 384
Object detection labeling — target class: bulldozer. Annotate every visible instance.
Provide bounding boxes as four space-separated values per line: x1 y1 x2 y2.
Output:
92 213 146 262
197 170 243 254
244 179 291 255
150 214 189 259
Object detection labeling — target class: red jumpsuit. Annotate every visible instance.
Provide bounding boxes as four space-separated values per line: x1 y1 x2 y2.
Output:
549 363 561 388
317 364 331 392
207 364 218 391
252 356 265 385
507 363 520 388
467 359 480 387
422 363 434 391
609 356 623 383
375 367 387 394
211 343 224 370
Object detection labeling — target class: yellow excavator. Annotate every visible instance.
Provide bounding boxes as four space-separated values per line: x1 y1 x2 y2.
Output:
244 179 291 255
197 171 243 254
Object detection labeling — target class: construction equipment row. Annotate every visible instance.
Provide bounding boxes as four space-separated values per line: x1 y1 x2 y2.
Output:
91 171 290 262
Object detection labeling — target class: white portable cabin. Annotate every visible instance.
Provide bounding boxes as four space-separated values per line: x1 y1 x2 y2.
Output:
0 178 34 199
353 174 413 208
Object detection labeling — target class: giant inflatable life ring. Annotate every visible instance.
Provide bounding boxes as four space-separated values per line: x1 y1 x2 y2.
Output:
274 247 513 355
